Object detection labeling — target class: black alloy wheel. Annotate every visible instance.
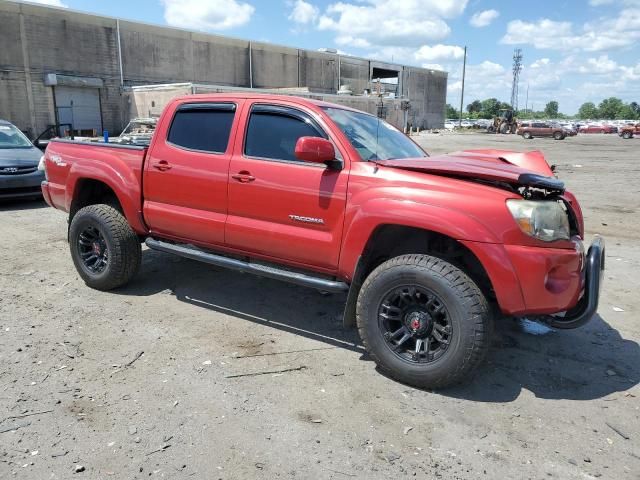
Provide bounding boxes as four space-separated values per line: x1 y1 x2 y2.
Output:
77 225 109 274
378 285 452 364
69 204 141 290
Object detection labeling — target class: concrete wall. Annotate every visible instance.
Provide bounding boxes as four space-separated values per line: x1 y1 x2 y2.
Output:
0 0 447 138
126 83 409 131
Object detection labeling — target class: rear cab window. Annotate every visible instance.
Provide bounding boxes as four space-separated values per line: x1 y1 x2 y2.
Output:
167 103 236 153
244 104 327 162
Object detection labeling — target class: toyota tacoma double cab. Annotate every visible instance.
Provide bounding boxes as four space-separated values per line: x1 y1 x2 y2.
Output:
40 93 604 388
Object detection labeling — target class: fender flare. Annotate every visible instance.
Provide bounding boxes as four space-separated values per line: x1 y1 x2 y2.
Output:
65 160 147 234
338 197 500 279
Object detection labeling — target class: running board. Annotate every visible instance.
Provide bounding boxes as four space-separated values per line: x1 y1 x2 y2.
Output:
145 238 349 293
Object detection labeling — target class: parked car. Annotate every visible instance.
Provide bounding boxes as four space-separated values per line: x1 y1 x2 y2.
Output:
559 123 578 136
619 123 640 139
517 121 566 140
41 93 604 389
0 119 45 200
579 124 617 134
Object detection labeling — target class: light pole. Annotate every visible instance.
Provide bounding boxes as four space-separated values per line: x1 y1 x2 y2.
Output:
458 46 467 128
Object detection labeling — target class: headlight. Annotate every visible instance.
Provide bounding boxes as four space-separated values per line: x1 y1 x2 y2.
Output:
507 199 570 242
37 155 48 180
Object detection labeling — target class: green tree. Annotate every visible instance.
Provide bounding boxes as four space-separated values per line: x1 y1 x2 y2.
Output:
630 101 640 118
544 101 559 117
467 100 482 113
480 98 500 118
578 102 598 119
616 104 636 120
598 97 624 119
445 103 459 119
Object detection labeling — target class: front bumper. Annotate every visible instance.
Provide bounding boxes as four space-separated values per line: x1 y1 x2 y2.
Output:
464 236 605 329
0 169 45 199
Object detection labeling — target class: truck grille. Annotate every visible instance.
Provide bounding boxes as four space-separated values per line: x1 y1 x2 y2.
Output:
0 166 37 175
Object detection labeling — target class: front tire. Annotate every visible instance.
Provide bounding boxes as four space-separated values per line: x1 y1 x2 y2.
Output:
356 255 491 389
623 132 632 139
523 131 532 139
554 131 564 140
69 204 141 290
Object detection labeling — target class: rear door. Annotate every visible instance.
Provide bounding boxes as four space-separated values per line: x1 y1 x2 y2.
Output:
225 101 349 271
143 100 242 246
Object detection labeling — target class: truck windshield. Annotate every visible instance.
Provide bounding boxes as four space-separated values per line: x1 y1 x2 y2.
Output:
323 107 427 161
0 124 33 149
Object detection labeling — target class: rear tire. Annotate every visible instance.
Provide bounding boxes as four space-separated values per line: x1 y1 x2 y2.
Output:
69 204 141 290
623 132 632 139
523 132 532 139
356 254 492 389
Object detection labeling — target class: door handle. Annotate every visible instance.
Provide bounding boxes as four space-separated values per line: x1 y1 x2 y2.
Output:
152 160 172 171
231 171 255 183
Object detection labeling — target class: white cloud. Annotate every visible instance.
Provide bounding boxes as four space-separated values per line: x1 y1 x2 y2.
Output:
161 0 254 31
502 10 640 52
336 36 371 48
415 44 464 61
288 0 319 25
318 0 468 48
29 0 68 6
469 9 499 28
589 0 640 5
530 58 550 69
579 55 619 74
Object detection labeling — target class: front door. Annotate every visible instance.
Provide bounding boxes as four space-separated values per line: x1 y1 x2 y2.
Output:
143 101 241 246
225 102 349 271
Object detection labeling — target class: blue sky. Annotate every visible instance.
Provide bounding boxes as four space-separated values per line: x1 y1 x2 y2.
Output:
35 0 640 114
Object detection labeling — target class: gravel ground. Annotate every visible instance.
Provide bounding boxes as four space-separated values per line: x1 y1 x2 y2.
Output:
0 132 638 479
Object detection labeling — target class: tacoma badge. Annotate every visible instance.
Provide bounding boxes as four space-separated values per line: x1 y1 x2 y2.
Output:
289 214 325 224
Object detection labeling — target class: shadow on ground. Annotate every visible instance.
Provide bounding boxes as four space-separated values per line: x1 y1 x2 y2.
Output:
118 249 639 402
0 198 47 211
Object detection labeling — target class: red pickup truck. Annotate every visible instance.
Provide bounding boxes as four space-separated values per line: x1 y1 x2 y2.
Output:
41 93 604 388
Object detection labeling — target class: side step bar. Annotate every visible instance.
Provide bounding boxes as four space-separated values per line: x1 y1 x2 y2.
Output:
145 238 349 293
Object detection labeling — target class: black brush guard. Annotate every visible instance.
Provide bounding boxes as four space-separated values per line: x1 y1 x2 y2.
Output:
541 236 605 329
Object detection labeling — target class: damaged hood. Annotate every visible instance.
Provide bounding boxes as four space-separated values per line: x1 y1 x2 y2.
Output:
376 149 558 188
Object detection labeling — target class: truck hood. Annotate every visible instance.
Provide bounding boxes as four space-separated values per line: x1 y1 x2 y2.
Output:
376 149 556 187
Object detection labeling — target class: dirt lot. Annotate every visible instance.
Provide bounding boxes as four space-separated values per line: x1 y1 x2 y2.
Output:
1 132 638 479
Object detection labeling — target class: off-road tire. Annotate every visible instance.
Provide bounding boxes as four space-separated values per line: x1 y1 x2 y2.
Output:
523 131 532 139
356 254 491 389
69 204 141 290
553 131 564 140
622 132 632 139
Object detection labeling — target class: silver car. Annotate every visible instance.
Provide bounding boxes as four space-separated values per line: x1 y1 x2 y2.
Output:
0 120 45 200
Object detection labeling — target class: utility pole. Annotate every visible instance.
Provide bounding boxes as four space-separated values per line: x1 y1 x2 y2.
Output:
525 83 529 115
458 46 467 128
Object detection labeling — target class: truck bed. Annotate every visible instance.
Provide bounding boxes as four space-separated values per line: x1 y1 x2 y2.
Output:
43 139 148 234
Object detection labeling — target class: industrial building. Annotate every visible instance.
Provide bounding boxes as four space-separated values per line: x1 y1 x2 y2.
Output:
0 0 448 139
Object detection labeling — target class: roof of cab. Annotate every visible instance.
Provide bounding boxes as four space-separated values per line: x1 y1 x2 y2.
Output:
171 92 371 115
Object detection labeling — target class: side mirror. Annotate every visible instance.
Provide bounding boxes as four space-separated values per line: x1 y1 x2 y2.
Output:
294 136 335 164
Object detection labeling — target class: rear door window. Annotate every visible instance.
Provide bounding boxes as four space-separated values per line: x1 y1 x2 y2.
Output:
244 105 325 162
168 103 235 153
